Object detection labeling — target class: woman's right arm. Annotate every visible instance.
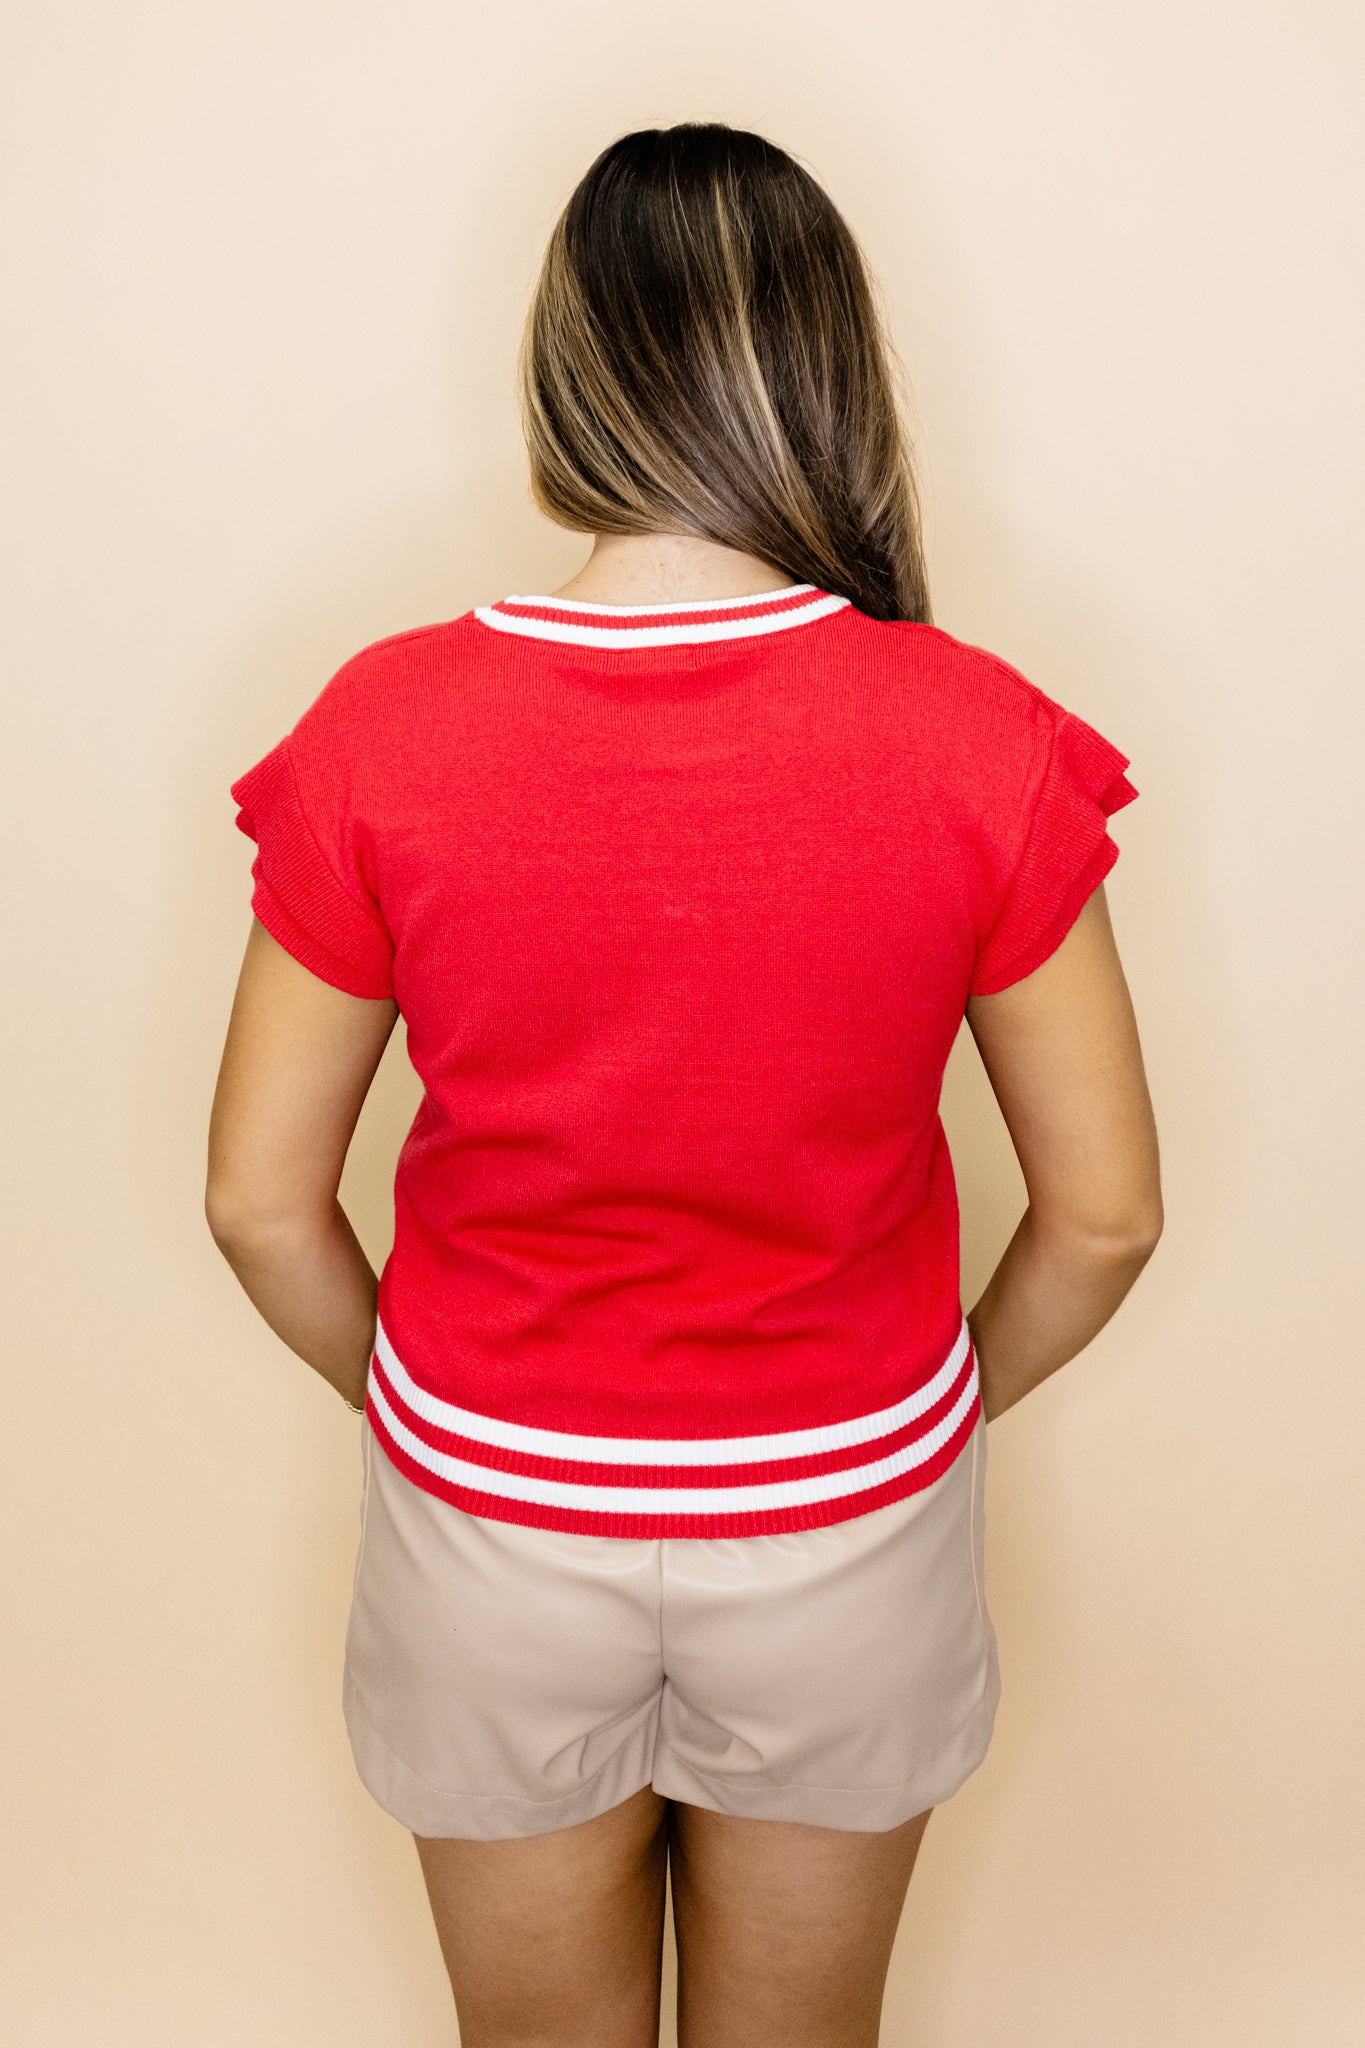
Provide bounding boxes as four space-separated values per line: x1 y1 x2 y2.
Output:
963 883 1163 1424
205 918 400 1410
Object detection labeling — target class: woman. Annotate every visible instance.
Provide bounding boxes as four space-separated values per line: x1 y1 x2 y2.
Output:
207 123 1161 2047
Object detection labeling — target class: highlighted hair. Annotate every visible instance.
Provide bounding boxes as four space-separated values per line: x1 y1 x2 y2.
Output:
517 124 932 624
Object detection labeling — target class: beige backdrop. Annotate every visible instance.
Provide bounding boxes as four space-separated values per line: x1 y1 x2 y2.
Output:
4 2 1362 2041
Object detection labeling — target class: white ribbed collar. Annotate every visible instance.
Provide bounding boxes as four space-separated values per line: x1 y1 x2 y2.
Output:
473 584 850 649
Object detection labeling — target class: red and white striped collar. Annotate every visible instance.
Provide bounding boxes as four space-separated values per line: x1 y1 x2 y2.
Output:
474 583 850 648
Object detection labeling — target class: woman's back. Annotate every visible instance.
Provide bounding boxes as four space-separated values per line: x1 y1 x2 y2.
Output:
230 579 1136 1537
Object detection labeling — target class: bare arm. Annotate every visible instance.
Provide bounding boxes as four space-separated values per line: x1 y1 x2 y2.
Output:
205 917 400 1409
964 884 1163 1423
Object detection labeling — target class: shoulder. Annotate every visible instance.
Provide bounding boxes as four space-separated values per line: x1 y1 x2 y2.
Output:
837 613 1075 804
847 613 1068 728
279 612 484 784
850 617 1138 864
292 612 482 726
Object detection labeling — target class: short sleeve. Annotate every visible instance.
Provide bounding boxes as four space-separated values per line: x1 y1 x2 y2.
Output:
968 707 1138 997
230 732 395 1000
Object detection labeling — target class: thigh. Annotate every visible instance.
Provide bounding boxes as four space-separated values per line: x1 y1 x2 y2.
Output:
415 1783 672 2048
669 1799 933 2048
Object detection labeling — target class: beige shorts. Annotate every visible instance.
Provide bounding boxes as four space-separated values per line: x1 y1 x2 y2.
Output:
342 1413 1001 1839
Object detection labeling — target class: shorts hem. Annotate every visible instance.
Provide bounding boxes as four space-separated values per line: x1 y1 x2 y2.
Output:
649 1670 1002 1834
341 1671 658 1840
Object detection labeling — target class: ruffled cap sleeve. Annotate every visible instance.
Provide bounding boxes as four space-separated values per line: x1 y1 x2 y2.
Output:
969 709 1138 996
230 736 395 1000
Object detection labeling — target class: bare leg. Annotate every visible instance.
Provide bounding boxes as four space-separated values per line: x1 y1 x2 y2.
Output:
670 1801 933 2048
414 1783 672 2047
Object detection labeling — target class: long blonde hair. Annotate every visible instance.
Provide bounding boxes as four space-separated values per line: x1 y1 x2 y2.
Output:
517 123 932 623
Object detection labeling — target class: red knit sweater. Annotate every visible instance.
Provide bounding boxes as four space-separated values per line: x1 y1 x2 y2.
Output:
230 584 1137 1536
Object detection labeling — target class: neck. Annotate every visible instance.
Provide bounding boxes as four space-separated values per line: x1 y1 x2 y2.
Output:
549 533 801 608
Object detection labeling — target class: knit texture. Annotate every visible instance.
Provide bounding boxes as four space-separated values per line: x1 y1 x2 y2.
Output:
230 590 1137 1536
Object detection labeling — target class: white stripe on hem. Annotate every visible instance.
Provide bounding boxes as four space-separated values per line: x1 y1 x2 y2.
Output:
367 1364 980 1517
373 1313 972 1466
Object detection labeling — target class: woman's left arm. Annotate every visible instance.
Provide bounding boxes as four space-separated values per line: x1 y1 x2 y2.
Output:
205 916 401 1409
